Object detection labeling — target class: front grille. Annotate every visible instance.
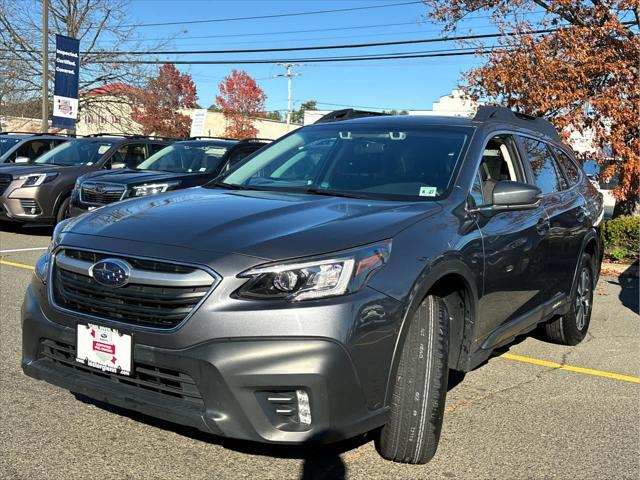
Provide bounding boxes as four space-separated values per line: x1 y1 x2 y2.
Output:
40 339 204 406
52 248 216 329
80 182 126 205
19 199 41 215
64 249 196 274
0 174 11 195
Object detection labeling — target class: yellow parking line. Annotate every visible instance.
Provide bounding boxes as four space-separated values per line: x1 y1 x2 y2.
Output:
501 353 640 384
0 259 35 271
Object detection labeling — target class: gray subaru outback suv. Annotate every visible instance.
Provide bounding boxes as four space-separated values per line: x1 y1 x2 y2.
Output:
22 107 603 464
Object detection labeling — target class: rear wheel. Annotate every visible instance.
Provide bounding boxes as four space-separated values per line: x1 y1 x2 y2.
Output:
543 253 594 346
55 196 71 225
375 295 449 464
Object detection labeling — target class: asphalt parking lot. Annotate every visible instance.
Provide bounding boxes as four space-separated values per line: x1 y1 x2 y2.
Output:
1 224 638 480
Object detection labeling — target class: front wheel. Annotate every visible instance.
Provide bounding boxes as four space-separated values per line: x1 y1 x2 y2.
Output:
55 196 71 225
543 253 594 346
375 295 449 464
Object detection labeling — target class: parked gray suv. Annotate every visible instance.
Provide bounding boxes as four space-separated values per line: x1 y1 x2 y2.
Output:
0 135 171 224
22 107 603 464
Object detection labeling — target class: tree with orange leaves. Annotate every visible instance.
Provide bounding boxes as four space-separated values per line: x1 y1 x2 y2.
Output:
423 0 639 215
131 64 197 138
215 70 267 139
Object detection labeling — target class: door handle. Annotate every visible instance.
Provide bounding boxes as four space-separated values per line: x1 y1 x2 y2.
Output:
536 218 550 236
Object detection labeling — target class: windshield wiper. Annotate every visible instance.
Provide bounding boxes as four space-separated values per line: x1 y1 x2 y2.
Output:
209 181 267 191
303 188 368 199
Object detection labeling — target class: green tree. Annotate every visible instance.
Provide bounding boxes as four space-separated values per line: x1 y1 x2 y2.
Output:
291 100 317 124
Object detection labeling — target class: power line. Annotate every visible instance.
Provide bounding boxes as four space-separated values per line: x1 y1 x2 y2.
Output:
82 47 506 65
112 1 425 29
11 28 554 56
92 10 547 45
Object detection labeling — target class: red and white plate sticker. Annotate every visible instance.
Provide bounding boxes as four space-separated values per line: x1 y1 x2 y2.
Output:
76 323 132 376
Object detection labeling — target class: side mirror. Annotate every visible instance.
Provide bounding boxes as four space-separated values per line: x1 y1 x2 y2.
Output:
15 156 30 163
470 180 542 214
492 181 542 209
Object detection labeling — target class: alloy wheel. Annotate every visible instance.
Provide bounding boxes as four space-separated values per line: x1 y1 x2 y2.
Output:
574 267 591 331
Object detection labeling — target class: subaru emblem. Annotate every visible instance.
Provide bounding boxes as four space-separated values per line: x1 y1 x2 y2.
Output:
89 258 131 288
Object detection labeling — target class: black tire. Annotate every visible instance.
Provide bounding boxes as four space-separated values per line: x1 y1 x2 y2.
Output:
375 295 449 464
543 253 594 346
55 196 71 225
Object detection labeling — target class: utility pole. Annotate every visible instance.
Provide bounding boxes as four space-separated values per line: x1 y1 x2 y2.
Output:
41 0 49 133
275 63 301 125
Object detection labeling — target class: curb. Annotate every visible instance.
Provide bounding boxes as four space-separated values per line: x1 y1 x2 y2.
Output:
600 262 639 278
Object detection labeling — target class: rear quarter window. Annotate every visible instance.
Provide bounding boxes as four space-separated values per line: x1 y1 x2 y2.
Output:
552 147 581 185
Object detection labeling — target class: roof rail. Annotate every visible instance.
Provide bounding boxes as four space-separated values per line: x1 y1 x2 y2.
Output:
0 131 78 137
473 106 561 141
187 136 237 141
85 132 176 140
314 108 388 124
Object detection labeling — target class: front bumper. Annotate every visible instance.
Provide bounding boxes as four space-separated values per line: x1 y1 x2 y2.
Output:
21 284 390 443
1 181 55 223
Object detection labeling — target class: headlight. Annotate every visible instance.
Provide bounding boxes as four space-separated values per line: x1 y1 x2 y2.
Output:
18 172 58 187
34 251 50 284
237 240 392 301
131 183 173 197
74 178 82 190
36 218 72 283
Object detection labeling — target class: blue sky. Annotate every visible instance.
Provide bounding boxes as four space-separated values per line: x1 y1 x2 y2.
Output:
116 0 498 113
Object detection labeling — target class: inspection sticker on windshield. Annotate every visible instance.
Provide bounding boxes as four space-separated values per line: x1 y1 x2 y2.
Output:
419 186 437 197
76 323 132 376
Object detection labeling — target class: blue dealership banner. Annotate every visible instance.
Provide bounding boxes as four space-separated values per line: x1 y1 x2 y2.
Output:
52 34 80 129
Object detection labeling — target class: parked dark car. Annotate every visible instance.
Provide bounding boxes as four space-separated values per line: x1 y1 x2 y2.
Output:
69 137 269 216
22 107 603 464
0 134 172 225
0 132 71 164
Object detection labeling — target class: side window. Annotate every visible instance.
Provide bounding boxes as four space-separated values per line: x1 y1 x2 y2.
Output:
520 137 567 194
114 143 148 168
149 143 167 155
552 147 580 186
14 140 42 160
227 148 256 168
473 134 522 205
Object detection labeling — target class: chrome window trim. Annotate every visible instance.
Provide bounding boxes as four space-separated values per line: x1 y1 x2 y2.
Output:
79 181 127 206
48 246 222 333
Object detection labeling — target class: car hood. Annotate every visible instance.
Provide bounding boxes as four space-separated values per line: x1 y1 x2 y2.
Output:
66 187 442 261
81 168 198 186
0 164 68 177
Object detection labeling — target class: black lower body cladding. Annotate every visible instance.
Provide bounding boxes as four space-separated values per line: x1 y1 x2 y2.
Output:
21 284 390 444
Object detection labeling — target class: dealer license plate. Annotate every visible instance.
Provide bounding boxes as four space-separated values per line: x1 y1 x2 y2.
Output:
76 323 132 376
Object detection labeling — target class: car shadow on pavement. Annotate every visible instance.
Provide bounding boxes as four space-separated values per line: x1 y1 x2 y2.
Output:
0 221 52 236
74 369 469 479
608 263 639 316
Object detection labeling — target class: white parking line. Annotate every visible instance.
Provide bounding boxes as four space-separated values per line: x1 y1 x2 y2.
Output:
0 247 48 254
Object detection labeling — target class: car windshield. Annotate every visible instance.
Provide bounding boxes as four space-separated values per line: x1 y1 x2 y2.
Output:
0 137 22 155
220 124 473 200
136 142 230 173
34 140 114 166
